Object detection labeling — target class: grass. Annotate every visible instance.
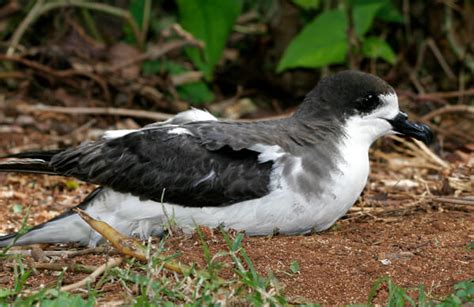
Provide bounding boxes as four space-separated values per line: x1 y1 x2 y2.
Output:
0 229 472 306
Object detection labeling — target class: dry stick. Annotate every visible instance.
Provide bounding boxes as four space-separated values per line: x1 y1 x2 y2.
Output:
0 54 111 100
28 262 98 273
413 139 450 169
426 38 456 80
389 135 448 169
428 196 474 206
60 257 122 292
105 24 204 73
106 40 192 73
418 88 474 100
5 246 114 258
6 0 44 56
17 104 173 122
422 104 474 121
74 208 191 275
7 0 142 56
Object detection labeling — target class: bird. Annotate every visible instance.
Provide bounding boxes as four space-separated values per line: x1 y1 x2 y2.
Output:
0 70 433 247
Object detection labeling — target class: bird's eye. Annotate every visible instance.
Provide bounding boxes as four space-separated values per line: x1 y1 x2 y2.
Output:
355 92 380 113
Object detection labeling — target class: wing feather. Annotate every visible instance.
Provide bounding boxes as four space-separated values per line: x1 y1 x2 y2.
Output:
50 125 274 207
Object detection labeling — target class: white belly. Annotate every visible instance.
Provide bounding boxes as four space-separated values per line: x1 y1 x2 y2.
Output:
85 147 370 241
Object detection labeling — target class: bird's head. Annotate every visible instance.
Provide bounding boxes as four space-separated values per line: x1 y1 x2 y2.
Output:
295 70 433 145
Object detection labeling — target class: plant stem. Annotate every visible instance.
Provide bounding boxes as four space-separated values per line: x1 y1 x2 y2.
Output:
7 0 143 56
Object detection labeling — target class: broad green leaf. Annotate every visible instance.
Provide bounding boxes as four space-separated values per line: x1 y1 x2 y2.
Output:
277 9 348 72
12 203 23 214
0 288 12 298
129 0 147 28
124 0 149 45
292 0 320 10
177 0 242 80
177 82 214 105
142 60 214 104
362 36 396 64
289 260 300 273
377 0 403 23
352 2 384 38
350 0 403 23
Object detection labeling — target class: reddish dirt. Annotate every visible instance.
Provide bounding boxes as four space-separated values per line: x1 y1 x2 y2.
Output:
0 124 473 305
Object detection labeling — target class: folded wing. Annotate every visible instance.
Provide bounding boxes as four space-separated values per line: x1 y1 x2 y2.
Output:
48 124 273 207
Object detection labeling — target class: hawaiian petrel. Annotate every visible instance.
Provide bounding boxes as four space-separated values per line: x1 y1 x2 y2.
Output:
0 71 433 247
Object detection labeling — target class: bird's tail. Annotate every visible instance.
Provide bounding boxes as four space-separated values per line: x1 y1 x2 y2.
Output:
0 149 63 175
0 188 104 248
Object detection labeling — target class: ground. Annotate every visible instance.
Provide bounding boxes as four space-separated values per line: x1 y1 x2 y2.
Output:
0 122 472 305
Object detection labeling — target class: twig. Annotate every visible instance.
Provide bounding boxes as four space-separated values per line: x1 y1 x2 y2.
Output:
28 262 98 273
74 208 148 261
418 88 474 100
141 0 152 45
106 40 192 73
7 0 143 55
60 257 122 292
16 104 173 122
171 71 203 86
422 104 474 121
6 0 44 56
172 24 205 49
426 38 456 80
413 139 450 169
428 196 474 206
74 208 191 275
5 246 113 257
0 54 111 100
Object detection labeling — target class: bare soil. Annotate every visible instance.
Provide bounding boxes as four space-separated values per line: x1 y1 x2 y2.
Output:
0 124 473 305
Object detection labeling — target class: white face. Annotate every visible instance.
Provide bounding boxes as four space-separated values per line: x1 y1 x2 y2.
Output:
344 92 401 146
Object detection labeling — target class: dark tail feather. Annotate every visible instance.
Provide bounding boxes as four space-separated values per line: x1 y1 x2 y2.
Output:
0 149 64 175
0 187 104 248
3 149 63 161
0 160 57 174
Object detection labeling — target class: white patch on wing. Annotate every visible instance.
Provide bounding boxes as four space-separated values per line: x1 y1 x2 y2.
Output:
248 144 285 163
103 109 216 140
175 108 217 122
167 127 194 136
103 129 137 140
161 108 217 126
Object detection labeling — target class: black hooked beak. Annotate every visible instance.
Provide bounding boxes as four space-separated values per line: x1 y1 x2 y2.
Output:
387 112 434 144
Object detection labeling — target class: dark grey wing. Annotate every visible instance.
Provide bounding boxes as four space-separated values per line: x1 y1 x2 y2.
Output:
49 125 273 207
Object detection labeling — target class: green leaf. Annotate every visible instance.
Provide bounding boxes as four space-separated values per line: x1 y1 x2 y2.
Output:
231 233 244 252
12 204 23 214
292 0 320 10
362 36 396 64
177 0 242 80
0 288 12 298
142 60 214 104
177 81 214 105
350 0 403 23
65 180 79 190
352 2 384 38
277 9 348 72
129 0 146 28
124 0 149 45
289 260 300 274
377 0 403 23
